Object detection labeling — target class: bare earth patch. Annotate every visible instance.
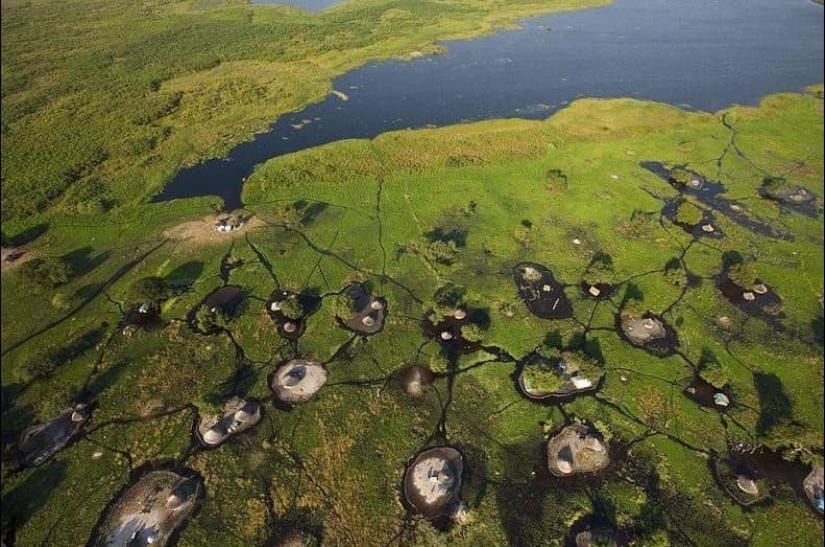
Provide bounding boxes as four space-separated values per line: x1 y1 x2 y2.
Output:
0 247 36 275
162 214 266 248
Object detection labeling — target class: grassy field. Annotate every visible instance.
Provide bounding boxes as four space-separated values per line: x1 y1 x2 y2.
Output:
0 0 608 223
1 86 822 546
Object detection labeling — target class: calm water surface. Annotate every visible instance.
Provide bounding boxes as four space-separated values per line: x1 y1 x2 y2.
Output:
154 0 824 208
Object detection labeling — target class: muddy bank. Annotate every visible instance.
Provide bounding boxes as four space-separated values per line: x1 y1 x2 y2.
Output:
513 263 573 319
402 446 465 520
19 403 90 467
683 376 733 411
266 290 321 340
711 446 815 511
397 365 435 396
616 313 677 357
270 359 328 405
514 351 604 402
195 397 262 448
547 423 610 477
334 283 387 336
87 463 203 547
717 278 784 321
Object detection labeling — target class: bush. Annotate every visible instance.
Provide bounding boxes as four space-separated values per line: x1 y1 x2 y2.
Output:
18 257 74 290
674 199 704 226
279 297 304 320
26 351 61 379
129 276 169 306
583 251 615 286
460 323 485 343
727 262 757 287
432 283 466 315
522 363 564 392
669 167 694 186
195 304 229 332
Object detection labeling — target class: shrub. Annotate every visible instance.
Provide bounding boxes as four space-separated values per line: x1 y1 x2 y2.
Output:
432 283 467 315
18 257 74 290
669 167 694 186
522 363 564 392
279 297 304 320
727 262 757 287
129 276 169 306
699 358 729 389
26 351 61 379
674 199 704 226
460 323 485 343
618 209 658 239
583 251 615 286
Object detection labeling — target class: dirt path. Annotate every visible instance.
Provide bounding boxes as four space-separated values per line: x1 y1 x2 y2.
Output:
162 213 267 248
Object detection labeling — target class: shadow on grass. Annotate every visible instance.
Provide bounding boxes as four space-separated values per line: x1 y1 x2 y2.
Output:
1 459 68 540
9 223 49 247
83 359 131 399
753 371 793 437
61 247 111 277
166 261 204 285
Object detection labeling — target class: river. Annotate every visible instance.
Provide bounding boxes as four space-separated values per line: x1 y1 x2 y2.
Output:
153 0 824 209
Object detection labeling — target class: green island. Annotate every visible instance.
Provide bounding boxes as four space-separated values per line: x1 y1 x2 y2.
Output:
2 0 824 546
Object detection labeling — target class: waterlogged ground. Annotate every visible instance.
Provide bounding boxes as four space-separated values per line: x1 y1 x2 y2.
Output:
1 92 823 546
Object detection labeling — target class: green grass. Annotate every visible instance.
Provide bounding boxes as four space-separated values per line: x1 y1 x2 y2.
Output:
0 0 608 222
1 91 823 546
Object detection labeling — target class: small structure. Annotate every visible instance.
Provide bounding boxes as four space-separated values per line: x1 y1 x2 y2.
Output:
576 529 619 547
547 423 610 477
803 467 824 514
195 397 262 448
736 474 759 496
398 365 435 396
19 403 90 467
271 359 328 404
752 283 768 295
742 291 756 301
91 470 201 547
335 283 387 336
713 392 730 407
701 223 715 233
403 447 464 519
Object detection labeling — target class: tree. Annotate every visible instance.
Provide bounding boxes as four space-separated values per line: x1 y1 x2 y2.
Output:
432 283 467 316
128 276 168 306
698 352 729 389
26 350 61 379
583 251 615 286
195 304 227 333
727 262 758 287
460 323 485 343
279 297 304 320
18 257 74 290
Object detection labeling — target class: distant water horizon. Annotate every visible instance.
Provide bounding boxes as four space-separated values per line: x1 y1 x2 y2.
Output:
155 0 824 209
